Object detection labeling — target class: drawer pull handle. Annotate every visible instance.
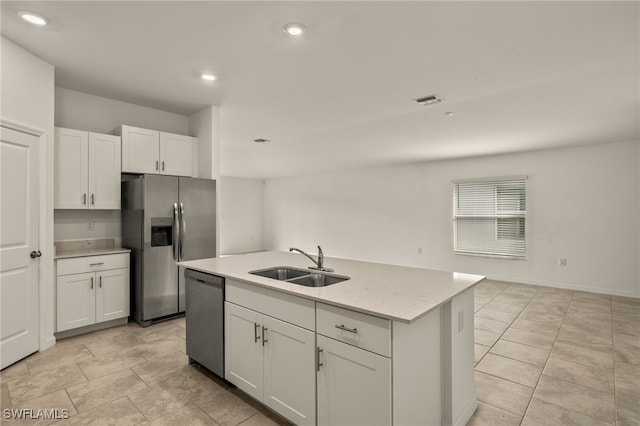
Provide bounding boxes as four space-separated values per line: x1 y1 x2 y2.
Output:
262 326 268 346
316 347 323 372
90 277 94 290
254 323 260 343
99 276 102 288
335 324 358 334
89 262 104 266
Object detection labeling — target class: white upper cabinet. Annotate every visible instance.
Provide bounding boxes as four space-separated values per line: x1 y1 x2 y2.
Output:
118 125 197 177
54 127 121 210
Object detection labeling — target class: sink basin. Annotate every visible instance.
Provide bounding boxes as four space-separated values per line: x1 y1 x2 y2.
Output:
249 266 349 287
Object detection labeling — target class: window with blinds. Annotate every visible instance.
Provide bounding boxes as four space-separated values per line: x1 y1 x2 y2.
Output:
452 177 527 259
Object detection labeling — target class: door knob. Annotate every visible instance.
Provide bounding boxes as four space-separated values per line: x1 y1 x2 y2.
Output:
30 250 42 258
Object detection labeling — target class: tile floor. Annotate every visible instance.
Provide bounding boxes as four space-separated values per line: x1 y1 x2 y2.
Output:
0 280 638 425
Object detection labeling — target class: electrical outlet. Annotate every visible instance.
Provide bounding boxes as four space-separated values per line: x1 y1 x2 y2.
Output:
87 220 95 232
559 258 567 267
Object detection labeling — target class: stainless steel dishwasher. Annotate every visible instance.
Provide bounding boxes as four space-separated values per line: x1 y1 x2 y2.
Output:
185 269 225 377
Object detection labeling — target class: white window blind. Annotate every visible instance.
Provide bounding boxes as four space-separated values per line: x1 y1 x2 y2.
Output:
452 176 527 259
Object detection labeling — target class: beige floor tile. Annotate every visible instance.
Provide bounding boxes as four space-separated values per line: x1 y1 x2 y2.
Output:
504 283 539 297
501 327 555 350
7 363 87 405
475 317 510 334
572 291 611 304
615 360 640 386
77 347 147 379
1 382 10 408
148 402 217 426
476 353 542 388
613 319 640 337
533 375 615 424
543 357 614 393
474 371 533 416
510 318 560 337
475 307 519 324
474 344 490 364
466 401 522 426
128 373 210 422
551 342 613 371
241 411 293 426
194 388 258 426
483 300 528 314
130 352 191 386
556 326 613 354
616 380 640 426
475 329 501 347
0 362 30 385
51 396 148 426
523 301 568 317
517 307 564 324
613 332 640 366
492 294 533 306
490 339 549 367
66 368 147 413
560 316 613 338
522 398 613 426
1 389 77 426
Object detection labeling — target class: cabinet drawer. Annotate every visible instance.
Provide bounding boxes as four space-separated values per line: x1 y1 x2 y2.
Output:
226 279 315 331
57 253 130 276
317 303 391 357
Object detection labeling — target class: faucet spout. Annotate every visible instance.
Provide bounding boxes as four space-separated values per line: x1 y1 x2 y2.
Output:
289 246 333 272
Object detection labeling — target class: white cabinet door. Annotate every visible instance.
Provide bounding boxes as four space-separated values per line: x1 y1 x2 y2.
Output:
121 126 160 174
96 268 129 322
54 127 89 209
56 272 96 332
88 133 121 209
263 316 316 426
317 335 392 426
225 302 264 400
159 132 194 177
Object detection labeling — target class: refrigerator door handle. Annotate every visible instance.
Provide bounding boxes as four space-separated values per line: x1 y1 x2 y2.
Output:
179 202 185 260
173 203 180 261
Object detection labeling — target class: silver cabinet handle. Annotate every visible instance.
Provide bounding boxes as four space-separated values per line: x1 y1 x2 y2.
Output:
99 276 102 288
91 193 95 205
254 323 260 343
162 161 165 171
82 193 87 205
316 347 323 372
262 326 268 346
155 160 159 171
172 203 180 261
89 262 104 266
179 203 185 260
90 276 94 290
335 324 358 334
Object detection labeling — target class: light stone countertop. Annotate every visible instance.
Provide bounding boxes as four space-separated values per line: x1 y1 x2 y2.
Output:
54 247 131 259
54 238 131 259
180 250 485 323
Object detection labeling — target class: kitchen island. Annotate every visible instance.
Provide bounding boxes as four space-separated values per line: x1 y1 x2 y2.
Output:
180 250 484 426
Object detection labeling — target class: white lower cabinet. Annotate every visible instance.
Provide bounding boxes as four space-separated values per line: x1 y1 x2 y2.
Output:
317 335 391 426
56 254 130 332
225 301 316 425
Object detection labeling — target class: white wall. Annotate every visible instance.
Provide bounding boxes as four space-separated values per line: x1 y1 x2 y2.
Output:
1 36 56 349
54 210 122 248
55 87 188 135
220 177 265 255
264 141 640 298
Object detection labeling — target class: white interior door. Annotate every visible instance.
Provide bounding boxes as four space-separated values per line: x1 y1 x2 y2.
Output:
1 126 40 370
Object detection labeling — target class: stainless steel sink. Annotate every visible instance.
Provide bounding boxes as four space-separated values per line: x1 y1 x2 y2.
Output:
249 266 349 287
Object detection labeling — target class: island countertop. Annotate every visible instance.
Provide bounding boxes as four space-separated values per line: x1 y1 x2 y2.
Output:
179 250 484 323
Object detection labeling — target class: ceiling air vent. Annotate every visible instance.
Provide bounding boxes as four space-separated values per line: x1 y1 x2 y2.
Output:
415 94 443 106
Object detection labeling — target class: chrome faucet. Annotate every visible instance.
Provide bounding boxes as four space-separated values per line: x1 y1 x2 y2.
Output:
289 246 334 272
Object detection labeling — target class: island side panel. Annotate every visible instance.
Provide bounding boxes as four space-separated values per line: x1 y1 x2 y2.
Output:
392 306 442 426
442 287 477 426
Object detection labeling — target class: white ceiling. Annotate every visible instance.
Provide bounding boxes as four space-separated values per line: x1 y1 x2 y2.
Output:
2 1 639 178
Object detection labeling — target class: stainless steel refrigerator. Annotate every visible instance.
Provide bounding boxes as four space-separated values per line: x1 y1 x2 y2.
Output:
122 174 216 326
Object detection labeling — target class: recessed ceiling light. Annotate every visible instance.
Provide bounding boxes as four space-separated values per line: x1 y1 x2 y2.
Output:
18 10 49 26
253 138 270 143
201 73 216 81
283 23 305 37
415 94 443 106
444 112 454 117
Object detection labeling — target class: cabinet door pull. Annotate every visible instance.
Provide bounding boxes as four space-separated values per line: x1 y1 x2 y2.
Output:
89 262 104 266
30 250 42 258
90 277 94 290
99 276 102 288
262 326 268 346
83 193 87 205
91 193 95 205
254 323 260 343
162 161 165 171
335 324 358 334
155 160 159 171
316 347 324 371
